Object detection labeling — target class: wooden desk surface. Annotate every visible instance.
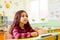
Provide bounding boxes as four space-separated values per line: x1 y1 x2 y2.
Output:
6 37 38 40
5 32 60 40
0 32 4 40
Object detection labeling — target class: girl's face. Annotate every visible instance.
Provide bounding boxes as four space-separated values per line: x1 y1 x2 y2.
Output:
20 12 28 24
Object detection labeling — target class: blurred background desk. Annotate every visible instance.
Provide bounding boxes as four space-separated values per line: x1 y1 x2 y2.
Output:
0 32 4 40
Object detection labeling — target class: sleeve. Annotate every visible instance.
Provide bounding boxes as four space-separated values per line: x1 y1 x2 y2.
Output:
27 27 39 36
12 28 31 39
28 27 35 32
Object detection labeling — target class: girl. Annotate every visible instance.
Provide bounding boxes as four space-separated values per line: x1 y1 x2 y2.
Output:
9 10 38 39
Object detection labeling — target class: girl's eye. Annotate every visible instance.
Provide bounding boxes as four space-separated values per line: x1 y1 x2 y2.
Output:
22 15 24 17
22 15 28 17
26 15 28 17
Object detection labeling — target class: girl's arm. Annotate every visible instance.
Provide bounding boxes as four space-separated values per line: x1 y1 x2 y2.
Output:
28 27 39 37
13 28 31 39
28 27 35 32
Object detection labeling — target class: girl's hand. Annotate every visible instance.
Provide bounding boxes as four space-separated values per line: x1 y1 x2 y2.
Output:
37 29 48 34
31 32 38 37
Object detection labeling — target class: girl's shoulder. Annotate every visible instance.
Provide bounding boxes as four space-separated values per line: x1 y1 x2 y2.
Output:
13 26 19 30
13 26 20 32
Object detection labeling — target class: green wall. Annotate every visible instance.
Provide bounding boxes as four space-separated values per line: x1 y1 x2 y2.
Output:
31 20 60 28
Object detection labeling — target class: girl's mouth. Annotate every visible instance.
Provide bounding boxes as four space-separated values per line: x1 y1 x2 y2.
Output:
24 20 27 21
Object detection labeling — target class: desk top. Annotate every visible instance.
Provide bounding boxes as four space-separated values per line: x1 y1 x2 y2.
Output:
5 32 60 40
6 37 39 40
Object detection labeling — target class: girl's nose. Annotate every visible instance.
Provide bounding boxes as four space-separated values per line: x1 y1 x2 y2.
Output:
25 16 27 18
24 17 27 19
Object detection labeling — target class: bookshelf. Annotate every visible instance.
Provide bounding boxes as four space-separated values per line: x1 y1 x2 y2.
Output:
0 14 8 30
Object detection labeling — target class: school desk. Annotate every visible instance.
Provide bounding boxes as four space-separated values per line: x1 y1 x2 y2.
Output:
0 32 4 40
0 31 60 40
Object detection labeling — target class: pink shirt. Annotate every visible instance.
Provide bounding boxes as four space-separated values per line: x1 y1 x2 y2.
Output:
12 26 35 39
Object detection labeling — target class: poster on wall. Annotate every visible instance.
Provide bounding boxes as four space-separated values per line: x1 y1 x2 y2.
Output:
48 0 60 20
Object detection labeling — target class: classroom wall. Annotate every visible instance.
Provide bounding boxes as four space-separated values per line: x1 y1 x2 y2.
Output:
0 0 60 28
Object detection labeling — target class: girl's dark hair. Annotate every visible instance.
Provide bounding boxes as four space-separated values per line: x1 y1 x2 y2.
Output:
9 10 31 34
